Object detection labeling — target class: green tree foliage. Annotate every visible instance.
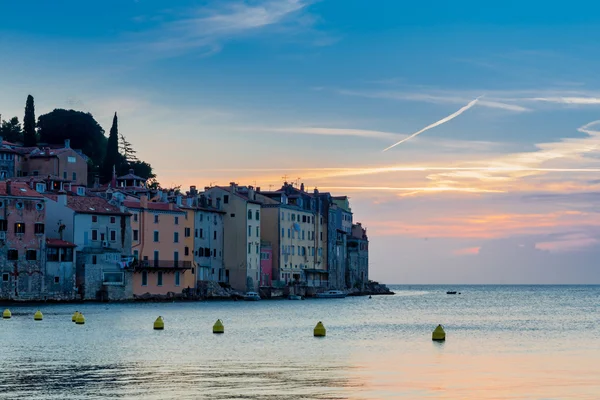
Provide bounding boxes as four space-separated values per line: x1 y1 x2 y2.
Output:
102 112 120 183
0 116 23 143
23 95 37 146
37 109 107 169
119 133 138 163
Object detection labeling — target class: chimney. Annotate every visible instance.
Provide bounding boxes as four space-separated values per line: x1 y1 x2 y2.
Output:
256 187 261 192
248 187 255 200
300 183 305 192
176 194 182 207
230 182 237 193
186 197 193 207
6 180 11 195
58 193 67 206
140 193 148 208
314 187 319 195
190 185 197 195
64 139 70 148
199 195 207 208
94 175 100 188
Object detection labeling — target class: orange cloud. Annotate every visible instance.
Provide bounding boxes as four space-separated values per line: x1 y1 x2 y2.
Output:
453 247 481 255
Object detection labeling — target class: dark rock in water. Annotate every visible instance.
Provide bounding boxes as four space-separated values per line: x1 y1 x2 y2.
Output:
349 281 394 296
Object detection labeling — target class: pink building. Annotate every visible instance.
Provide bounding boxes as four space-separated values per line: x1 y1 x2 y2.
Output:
260 241 272 286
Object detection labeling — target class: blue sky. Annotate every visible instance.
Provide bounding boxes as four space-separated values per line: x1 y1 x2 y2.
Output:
2 0 600 283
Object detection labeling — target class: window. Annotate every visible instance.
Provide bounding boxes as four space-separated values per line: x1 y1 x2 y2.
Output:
77 187 85 196
248 243 251 254
110 230 116 241
153 231 159 242
248 225 251 237
204 247 210 256
184 246 189 256
281 228 284 238
34 223 45 235
154 251 159 267
255 210 260 220
195 229 198 238
288 229 290 238
224 195 229 204
14 223 25 234
133 213 138 222
2 273 8 282
72 172 77 181
103 272 124 285
199 214 204 222
54 276 60 284
320 217 323 225
92 255 97 264
185 227 191 237
67 156 76 163
154 215 159 223
292 246 295 256
174 216 179 225
213 231 217 240
292 214 295 221
47 248 59 262
174 232 179 243
26 250 37 261
142 271 148 286
92 215 98 223
213 248 216 258
175 271 180 286
157 272 163 286
256 244 259 254
0 220 6 231
110 216 116 224
303 215 307 223
320 232 323 241
248 210 252 220
302 230 305 240
63 171 67 179
191 268 195 274
174 251 179 267
198 248 204 257
133 230 139 241
35 183 45 193
256 226 259 237
133 250 139 260
199 228 204 238
7 249 18 260
230 213 235 218
101 233 105 241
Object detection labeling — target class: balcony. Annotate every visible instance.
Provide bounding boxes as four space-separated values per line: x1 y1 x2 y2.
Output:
136 260 192 271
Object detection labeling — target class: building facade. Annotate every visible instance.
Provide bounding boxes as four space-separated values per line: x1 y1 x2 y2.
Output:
347 223 369 290
204 184 261 292
22 140 89 186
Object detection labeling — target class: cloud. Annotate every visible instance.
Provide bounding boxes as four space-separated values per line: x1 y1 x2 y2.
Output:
453 247 480 256
260 127 401 140
535 233 599 253
526 97 600 105
382 96 481 151
130 0 325 56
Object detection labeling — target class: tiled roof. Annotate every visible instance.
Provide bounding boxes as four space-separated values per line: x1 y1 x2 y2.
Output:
45 194 128 215
0 181 44 198
117 172 146 180
28 148 72 158
12 146 38 155
46 238 77 248
214 186 262 204
123 200 184 212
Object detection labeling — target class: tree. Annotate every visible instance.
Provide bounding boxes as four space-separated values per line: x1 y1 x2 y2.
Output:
23 95 37 146
0 116 23 143
102 112 120 183
38 109 107 170
119 133 138 163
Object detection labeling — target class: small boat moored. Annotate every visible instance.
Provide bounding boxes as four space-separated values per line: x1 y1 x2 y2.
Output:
243 292 261 301
446 291 457 295
315 290 347 299
288 295 302 300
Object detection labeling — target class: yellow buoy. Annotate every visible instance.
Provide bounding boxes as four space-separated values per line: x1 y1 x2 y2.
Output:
34 310 43 321
76 313 85 325
432 324 446 341
153 316 164 330
72 311 79 322
213 319 224 334
314 321 326 337
3 309 11 319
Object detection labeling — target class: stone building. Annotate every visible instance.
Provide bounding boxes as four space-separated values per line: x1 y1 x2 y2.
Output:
347 223 369 290
0 181 52 300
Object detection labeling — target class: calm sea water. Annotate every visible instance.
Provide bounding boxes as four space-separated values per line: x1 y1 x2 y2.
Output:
1 285 599 399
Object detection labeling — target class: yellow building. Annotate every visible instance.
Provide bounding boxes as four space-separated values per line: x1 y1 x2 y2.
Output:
125 194 195 296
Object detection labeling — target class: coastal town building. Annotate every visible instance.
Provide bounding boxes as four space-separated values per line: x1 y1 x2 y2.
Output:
0 181 51 300
125 194 193 297
347 223 369 290
44 192 133 301
204 183 261 292
260 240 272 286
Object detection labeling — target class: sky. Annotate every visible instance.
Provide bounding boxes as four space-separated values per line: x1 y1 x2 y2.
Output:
2 0 600 283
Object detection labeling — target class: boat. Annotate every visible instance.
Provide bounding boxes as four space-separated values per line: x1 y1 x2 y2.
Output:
288 295 302 300
315 290 347 299
446 291 457 295
243 292 261 301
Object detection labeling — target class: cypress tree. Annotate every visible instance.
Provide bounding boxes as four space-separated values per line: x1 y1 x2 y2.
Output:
23 95 37 146
103 112 120 183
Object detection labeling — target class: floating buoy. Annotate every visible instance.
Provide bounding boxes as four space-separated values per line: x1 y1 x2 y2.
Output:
34 310 43 321
72 311 79 322
2 309 11 319
153 316 164 330
432 324 446 341
213 319 224 334
314 321 326 337
76 313 85 325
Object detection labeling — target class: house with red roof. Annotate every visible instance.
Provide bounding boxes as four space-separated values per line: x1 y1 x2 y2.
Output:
44 192 134 300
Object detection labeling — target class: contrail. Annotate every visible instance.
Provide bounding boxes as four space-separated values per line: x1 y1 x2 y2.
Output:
382 96 482 152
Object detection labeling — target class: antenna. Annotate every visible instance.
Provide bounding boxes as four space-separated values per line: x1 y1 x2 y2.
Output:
296 177 301 187
268 184 273 190
282 174 288 183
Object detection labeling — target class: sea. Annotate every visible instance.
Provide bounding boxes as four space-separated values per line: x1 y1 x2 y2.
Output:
0 285 598 399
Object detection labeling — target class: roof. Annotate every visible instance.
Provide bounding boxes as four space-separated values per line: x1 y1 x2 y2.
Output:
45 194 129 215
0 181 44 198
124 200 185 213
213 186 262 204
12 146 38 155
46 238 77 248
12 175 72 183
117 172 146 181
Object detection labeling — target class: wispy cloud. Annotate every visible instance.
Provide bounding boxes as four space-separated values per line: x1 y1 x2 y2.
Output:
382 96 481 152
260 127 400 140
453 247 481 256
525 97 600 105
128 0 325 56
